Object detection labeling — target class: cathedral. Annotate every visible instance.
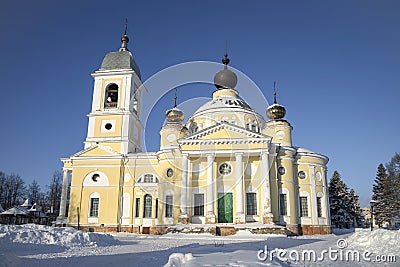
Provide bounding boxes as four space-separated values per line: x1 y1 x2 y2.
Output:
58 30 331 235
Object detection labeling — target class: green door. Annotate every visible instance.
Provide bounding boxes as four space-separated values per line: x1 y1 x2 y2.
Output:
218 193 233 223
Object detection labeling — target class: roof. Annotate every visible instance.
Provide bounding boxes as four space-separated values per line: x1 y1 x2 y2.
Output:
0 205 48 218
100 50 141 78
1 206 30 215
192 97 253 115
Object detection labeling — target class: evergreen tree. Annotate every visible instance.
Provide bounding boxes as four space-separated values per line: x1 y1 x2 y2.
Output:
329 171 353 228
386 153 400 225
372 164 389 227
349 188 362 227
372 153 400 229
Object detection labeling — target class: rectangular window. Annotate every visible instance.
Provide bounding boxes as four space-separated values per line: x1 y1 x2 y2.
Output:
143 195 152 218
89 198 99 217
317 196 322 217
246 193 257 215
299 196 308 217
135 198 140 218
165 195 173 218
194 194 204 216
144 174 153 183
280 194 287 216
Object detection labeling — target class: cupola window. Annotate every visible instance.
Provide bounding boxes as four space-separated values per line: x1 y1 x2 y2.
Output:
104 83 119 109
189 121 198 134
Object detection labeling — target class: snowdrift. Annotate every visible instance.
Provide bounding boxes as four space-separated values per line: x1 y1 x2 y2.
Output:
345 228 400 255
0 224 118 247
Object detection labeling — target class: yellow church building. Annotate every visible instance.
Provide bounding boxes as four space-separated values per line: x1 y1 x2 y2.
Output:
58 31 331 235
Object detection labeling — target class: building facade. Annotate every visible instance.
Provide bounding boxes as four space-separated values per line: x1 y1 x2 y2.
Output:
58 32 331 235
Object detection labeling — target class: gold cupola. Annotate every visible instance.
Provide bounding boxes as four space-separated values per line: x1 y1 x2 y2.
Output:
165 89 184 124
266 82 286 120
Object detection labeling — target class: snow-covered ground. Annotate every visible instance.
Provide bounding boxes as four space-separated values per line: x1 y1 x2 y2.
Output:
0 224 398 266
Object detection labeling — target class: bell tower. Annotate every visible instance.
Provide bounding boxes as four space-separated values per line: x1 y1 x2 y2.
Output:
84 27 145 154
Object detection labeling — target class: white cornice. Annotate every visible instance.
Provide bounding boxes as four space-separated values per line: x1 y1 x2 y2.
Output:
91 70 136 77
179 137 270 146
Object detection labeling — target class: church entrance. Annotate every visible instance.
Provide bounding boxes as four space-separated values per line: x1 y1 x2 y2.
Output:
217 193 233 223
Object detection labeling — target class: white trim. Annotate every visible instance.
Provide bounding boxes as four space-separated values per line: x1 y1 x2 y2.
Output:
164 190 174 224
88 192 100 224
245 186 257 193
101 119 116 133
83 171 109 187
121 193 130 225
299 191 311 224
217 185 233 193
278 188 290 224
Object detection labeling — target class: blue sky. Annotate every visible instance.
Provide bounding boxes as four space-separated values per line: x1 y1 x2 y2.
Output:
1 0 399 206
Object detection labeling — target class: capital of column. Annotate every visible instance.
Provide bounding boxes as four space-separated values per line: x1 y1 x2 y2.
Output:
206 153 215 161
235 152 243 156
260 149 270 159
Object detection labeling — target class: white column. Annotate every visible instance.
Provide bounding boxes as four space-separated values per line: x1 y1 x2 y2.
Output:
59 169 69 217
206 154 215 215
260 151 271 213
180 154 189 215
235 153 244 214
261 151 274 224
309 166 318 225
322 167 331 224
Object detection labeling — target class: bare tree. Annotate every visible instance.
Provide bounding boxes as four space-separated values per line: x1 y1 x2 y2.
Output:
3 173 26 209
27 179 42 205
46 171 62 215
0 171 5 205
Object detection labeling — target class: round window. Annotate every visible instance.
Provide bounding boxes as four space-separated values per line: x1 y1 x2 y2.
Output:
278 166 286 175
92 174 100 182
166 168 174 178
105 123 113 130
298 171 306 179
219 163 232 175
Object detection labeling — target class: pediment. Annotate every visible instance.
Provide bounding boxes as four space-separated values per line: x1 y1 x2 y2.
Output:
179 122 271 144
70 145 120 158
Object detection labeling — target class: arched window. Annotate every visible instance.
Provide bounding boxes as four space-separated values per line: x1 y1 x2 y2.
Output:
89 192 100 218
165 195 173 218
104 83 119 108
143 194 152 218
189 121 198 134
137 174 159 183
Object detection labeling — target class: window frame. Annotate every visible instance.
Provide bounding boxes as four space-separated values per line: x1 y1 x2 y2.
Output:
299 196 309 217
135 198 140 218
143 194 152 218
193 194 204 216
104 83 119 109
89 197 99 217
246 192 257 216
280 193 287 216
317 196 323 217
165 195 173 218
